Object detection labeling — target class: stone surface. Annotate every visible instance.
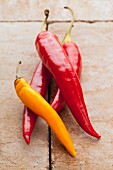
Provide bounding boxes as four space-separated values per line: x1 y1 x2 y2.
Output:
0 0 113 21
1 1 113 169
0 23 49 170
49 22 113 170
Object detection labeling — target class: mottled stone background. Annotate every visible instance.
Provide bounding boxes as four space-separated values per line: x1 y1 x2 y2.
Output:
0 1 113 170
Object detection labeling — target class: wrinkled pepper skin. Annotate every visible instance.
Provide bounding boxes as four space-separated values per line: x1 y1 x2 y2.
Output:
35 31 101 139
51 42 82 112
23 61 52 144
15 78 76 157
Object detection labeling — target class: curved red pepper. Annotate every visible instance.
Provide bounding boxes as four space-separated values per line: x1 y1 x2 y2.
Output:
23 61 52 144
35 31 101 139
51 42 82 112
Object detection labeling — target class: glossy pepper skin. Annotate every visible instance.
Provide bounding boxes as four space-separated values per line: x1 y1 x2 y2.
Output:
23 42 82 143
51 42 82 112
23 61 52 144
14 78 76 157
35 31 101 139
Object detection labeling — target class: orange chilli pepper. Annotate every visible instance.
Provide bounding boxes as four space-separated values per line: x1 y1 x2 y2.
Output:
14 62 76 157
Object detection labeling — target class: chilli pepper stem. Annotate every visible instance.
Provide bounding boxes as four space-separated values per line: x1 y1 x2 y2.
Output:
62 7 75 44
41 9 49 31
16 61 22 79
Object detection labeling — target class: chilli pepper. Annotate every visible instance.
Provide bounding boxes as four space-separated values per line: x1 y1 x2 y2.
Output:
35 21 101 139
23 10 52 144
50 7 82 112
14 62 76 157
23 61 52 144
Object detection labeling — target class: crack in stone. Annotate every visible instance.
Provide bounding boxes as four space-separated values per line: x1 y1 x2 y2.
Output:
0 19 113 24
48 19 113 24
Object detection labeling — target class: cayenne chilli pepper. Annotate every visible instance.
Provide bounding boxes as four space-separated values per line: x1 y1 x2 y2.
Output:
14 62 76 157
35 31 101 139
23 10 52 144
50 7 82 112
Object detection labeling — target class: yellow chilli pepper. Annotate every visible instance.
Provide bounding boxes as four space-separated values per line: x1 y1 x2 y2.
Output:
14 77 76 157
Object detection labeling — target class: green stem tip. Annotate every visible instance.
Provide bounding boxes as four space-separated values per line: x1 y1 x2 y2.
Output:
62 6 75 44
44 9 49 18
16 61 22 79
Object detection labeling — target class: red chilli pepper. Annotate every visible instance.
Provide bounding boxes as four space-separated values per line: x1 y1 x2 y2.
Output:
23 61 51 144
35 30 101 139
51 7 82 112
51 42 82 112
23 10 52 144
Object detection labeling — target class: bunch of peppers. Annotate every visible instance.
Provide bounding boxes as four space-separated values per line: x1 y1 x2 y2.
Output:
14 7 101 157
